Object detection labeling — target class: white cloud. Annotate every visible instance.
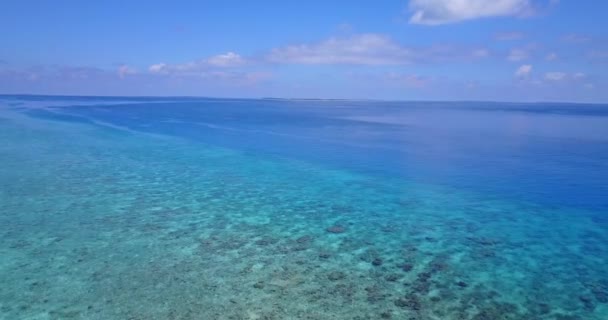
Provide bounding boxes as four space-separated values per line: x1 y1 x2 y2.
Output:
149 63 167 74
206 52 245 67
544 72 566 81
408 0 534 25
573 72 586 80
145 53 269 86
546 52 558 61
148 52 246 76
117 65 137 78
542 72 589 83
515 64 532 77
266 34 414 65
266 34 488 65
507 48 528 62
147 35 491 72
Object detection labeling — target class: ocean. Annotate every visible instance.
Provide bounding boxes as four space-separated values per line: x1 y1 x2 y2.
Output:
1 95 607 319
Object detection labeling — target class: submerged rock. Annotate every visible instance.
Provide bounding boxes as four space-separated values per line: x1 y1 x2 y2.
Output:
594 290 608 303
429 262 448 273
359 249 381 263
394 294 421 310
587 282 608 303
381 225 399 233
417 272 432 282
475 248 496 258
290 236 313 251
318 252 332 259
372 258 383 266
254 237 277 246
365 285 387 303
468 236 500 246
332 283 357 299
400 264 414 272
537 303 551 314
554 314 582 320
472 303 519 320
403 245 418 252
579 295 595 310
412 280 431 294
296 235 313 243
394 298 408 308
385 274 401 282
327 271 346 281
327 225 346 234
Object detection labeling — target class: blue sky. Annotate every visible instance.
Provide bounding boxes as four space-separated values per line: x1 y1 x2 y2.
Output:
1 0 607 102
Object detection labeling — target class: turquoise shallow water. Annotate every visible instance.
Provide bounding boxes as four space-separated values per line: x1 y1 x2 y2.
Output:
1 96 607 319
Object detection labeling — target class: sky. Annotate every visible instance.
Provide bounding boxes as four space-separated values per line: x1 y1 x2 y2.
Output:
1 0 607 102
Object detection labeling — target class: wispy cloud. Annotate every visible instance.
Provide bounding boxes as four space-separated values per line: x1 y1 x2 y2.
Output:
545 52 558 61
145 52 271 87
266 33 489 65
266 34 414 65
494 31 525 41
56 66 107 80
587 50 608 63
117 65 137 79
0 66 43 82
408 0 535 25
471 48 490 58
195 70 272 85
385 72 430 88
148 63 167 74
515 64 532 78
544 71 587 82
573 72 586 80
514 69 591 87
507 48 529 61
148 52 247 76
206 52 245 67
544 72 566 81
0 65 111 83
561 33 591 43
541 72 594 90
346 71 431 90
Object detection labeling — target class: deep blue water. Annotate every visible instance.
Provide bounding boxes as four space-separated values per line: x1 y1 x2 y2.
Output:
1 95 607 319
22 97 608 210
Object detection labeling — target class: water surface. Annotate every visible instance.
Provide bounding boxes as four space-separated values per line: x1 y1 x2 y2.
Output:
1 95 607 319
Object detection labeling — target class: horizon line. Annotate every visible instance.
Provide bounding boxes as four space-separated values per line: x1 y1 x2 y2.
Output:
1 93 607 106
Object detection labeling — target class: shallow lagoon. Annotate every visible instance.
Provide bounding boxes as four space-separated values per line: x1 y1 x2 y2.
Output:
1 96 607 319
